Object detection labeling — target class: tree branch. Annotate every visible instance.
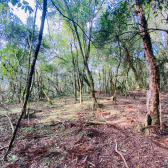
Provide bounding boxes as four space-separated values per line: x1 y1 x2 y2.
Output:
51 0 98 49
156 59 168 68
114 139 129 168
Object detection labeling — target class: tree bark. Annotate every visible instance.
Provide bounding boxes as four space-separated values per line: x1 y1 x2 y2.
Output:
70 41 78 101
135 1 160 125
124 47 140 89
85 62 97 105
3 0 47 161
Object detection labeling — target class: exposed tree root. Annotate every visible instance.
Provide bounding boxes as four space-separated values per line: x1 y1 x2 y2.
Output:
151 138 168 150
140 125 161 135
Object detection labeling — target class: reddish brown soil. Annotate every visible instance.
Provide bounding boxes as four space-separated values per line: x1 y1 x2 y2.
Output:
1 90 168 168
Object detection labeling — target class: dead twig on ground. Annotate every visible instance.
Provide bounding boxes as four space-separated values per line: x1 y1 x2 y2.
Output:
101 113 107 121
114 139 129 168
4 114 14 134
86 121 106 125
88 161 95 167
0 104 12 113
0 146 8 151
86 120 120 129
74 134 84 144
98 97 112 100
0 104 14 133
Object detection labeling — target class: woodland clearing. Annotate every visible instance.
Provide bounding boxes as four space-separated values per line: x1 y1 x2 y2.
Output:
1 90 168 168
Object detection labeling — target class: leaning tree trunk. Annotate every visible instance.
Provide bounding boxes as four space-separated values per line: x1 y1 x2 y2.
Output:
135 2 160 125
3 0 47 161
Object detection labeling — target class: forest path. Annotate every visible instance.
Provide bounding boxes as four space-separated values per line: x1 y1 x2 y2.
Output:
1 90 168 167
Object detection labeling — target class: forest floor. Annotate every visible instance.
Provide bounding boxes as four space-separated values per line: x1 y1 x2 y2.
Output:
1 90 168 168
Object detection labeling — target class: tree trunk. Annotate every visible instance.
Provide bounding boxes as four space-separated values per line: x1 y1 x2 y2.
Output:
105 68 108 96
99 71 101 92
74 76 77 101
70 41 78 101
85 62 97 105
125 47 141 90
103 68 105 91
79 80 83 103
135 2 160 125
3 0 47 161
36 70 52 105
36 70 43 99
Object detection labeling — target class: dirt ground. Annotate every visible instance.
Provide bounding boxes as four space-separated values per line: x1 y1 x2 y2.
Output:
0 90 168 168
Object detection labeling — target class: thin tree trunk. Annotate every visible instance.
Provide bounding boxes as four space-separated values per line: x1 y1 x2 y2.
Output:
36 70 53 105
74 76 77 101
85 62 97 105
105 68 108 96
135 1 160 125
79 80 83 103
103 68 105 91
124 47 140 90
36 70 42 99
99 70 101 92
70 42 78 101
3 0 47 161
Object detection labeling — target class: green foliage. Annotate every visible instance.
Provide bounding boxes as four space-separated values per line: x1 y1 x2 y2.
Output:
22 126 35 132
0 0 167 105
9 155 18 161
22 0 29 5
41 63 55 73
94 1 132 47
11 0 20 6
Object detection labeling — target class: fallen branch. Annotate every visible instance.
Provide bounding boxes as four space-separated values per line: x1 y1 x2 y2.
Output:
0 104 12 113
74 134 84 144
86 121 106 125
98 97 112 100
114 139 129 168
101 113 107 122
0 104 14 134
86 121 119 128
4 114 14 134
49 120 62 127
88 161 95 167
0 146 8 151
